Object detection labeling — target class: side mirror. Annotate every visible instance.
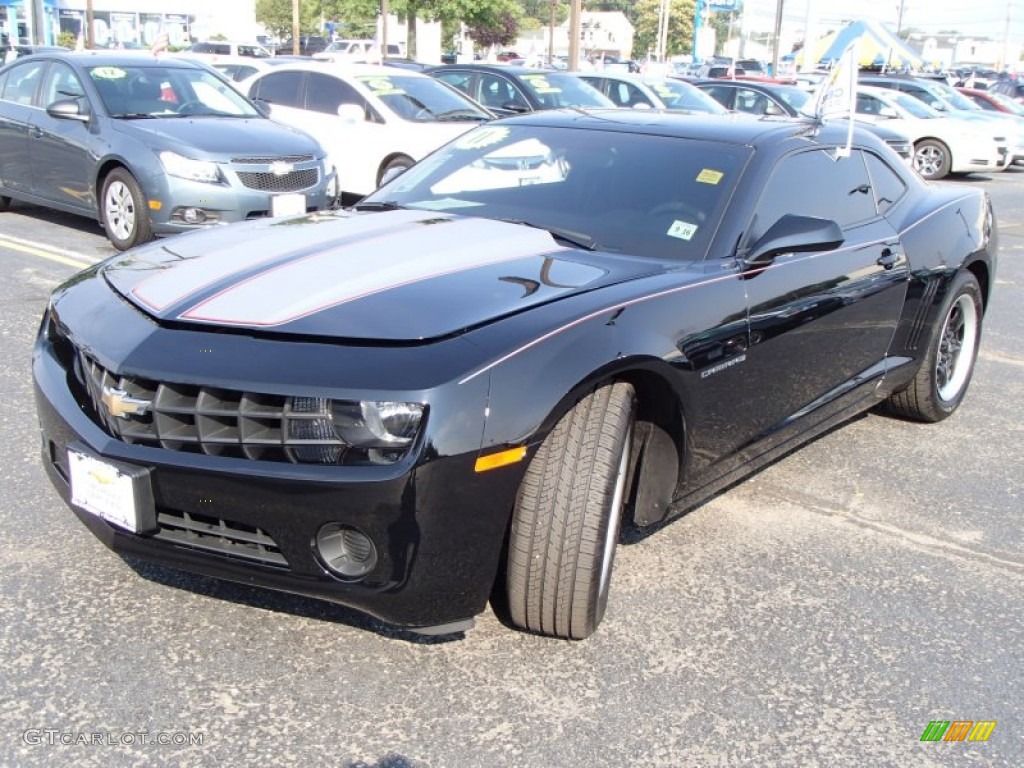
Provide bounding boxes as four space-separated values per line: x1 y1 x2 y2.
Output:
764 102 786 116
879 106 899 118
337 103 365 123
743 214 844 270
631 102 653 110
251 98 272 117
46 98 90 123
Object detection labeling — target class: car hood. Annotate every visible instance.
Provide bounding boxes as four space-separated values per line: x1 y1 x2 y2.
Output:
113 116 322 159
102 210 661 341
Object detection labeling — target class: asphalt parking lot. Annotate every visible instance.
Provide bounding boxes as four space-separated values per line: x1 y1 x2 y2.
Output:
0 169 1021 767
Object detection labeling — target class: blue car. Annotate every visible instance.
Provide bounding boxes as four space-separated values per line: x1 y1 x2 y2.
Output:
0 51 334 250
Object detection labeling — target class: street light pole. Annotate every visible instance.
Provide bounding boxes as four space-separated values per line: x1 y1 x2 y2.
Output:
896 0 907 36
568 0 582 71
771 0 784 79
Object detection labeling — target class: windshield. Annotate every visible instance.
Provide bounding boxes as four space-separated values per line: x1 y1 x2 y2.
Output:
892 91 941 118
359 124 751 261
644 79 727 113
355 74 492 121
518 73 614 109
931 81 981 111
773 86 811 113
88 64 261 118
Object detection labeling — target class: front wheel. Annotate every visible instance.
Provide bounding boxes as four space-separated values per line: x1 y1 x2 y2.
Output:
913 139 952 180
506 383 636 639
885 271 983 422
101 168 153 251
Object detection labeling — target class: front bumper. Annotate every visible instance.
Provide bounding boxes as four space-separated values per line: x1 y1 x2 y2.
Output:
140 161 336 237
31 296 519 633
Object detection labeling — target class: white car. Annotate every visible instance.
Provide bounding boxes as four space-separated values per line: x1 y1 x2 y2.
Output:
575 72 727 114
312 39 405 63
240 63 492 197
855 86 1010 180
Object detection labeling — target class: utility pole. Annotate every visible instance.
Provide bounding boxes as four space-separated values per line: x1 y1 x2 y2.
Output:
771 0 784 79
896 0 907 37
86 0 94 49
380 0 389 58
291 0 300 55
568 0 582 71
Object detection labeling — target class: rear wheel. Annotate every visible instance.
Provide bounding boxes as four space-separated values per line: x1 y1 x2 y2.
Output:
101 168 153 251
886 271 982 422
506 383 636 639
913 139 952 180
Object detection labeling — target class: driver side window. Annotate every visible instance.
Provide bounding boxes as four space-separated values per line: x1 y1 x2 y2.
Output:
41 63 85 108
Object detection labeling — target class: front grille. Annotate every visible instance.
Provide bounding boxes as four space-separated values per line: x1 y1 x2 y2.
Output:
76 351 345 463
154 509 288 567
237 168 319 193
231 154 315 164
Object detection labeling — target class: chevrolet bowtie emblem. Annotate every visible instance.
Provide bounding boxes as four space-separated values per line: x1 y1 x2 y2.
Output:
101 387 152 419
269 161 293 176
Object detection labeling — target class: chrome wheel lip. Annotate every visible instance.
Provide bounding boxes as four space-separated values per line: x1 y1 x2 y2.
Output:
935 293 979 402
104 180 136 242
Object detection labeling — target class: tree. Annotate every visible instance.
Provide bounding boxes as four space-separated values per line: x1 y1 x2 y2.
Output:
256 0 321 38
632 0 697 60
464 0 520 50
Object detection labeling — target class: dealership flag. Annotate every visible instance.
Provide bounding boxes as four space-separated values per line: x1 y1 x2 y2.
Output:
813 40 859 157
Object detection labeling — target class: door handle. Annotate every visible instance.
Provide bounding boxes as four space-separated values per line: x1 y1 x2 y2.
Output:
877 247 899 270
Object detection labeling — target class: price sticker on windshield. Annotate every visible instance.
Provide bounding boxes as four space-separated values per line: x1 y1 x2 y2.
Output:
697 169 724 184
667 220 698 241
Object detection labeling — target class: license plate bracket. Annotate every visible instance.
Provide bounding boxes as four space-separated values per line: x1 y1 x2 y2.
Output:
67 447 157 534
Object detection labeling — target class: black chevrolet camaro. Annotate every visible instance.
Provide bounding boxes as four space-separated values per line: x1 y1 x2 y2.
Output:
33 110 996 639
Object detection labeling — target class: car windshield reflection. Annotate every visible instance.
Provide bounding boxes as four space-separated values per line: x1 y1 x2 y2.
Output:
362 124 750 261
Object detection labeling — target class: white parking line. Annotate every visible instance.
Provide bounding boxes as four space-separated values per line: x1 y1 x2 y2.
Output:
0 234 99 269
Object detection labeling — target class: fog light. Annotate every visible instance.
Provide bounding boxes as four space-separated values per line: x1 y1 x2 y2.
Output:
182 207 206 224
316 523 377 579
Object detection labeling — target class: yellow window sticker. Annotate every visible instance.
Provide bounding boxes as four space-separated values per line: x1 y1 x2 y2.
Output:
91 67 127 80
696 169 724 184
356 76 406 96
667 220 698 241
522 75 562 94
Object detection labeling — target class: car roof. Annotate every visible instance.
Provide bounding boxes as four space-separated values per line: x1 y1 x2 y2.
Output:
495 108 865 145
4 51 207 69
242 60 432 78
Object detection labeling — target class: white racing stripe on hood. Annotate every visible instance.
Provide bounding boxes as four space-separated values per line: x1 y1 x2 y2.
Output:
130 211 416 311
181 216 565 326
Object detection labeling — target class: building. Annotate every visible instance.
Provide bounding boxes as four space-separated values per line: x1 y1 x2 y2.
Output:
2 0 258 48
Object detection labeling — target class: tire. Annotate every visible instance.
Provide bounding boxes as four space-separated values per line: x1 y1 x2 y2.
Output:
886 271 983 422
913 139 952 180
0 195 10 212
507 382 636 639
377 155 414 188
100 168 153 251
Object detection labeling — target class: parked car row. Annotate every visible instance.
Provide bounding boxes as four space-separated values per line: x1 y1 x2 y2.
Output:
2 51 1017 251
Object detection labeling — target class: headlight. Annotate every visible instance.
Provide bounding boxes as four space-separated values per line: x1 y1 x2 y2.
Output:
285 396 424 464
158 151 222 184
332 401 424 447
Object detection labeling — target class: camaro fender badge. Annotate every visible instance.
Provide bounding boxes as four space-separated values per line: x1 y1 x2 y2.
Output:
101 387 152 419
700 354 747 379
269 161 294 176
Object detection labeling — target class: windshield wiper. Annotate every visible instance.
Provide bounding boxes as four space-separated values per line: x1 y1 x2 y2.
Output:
433 109 490 121
113 113 158 120
500 218 597 251
352 200 406 212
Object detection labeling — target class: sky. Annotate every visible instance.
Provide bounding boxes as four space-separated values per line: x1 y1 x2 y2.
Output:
740 0 1021 42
